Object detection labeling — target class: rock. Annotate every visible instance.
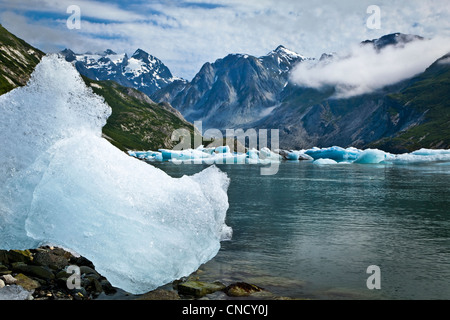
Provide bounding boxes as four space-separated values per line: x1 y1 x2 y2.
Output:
0 264 11 276
224 282 264 297
79 265 100 277
100 279 116 295
33 251 69 270
56 270 71 279
14 273 41 291
137 289 181 300
0 251 8 265
71 256 95 269
0 279 4 289
50 247 73 259
6 250 33 264
84 276 103 295
12 263 55 280
1 274 17 285
177 281 226 298
71 287 88 300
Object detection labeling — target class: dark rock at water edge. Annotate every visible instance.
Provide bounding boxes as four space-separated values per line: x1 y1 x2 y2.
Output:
0 247 117 300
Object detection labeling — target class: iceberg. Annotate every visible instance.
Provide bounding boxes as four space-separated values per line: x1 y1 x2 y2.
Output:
305 146 362 161
354 149 391 164
313 158 338 165
0 55 231 294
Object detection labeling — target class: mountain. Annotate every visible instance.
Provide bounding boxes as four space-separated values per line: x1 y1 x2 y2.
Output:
361 32 425 50
370 53 450 151
254 35 450 152
151 33 449 152
0 24 44 94
0 25 195 152
60 48 183 97
151 45 308 130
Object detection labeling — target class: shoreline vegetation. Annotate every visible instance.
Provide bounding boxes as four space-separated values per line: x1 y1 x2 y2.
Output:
0 247 297 301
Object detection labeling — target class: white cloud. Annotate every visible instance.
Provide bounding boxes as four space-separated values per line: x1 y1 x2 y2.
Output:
290 36 450 98
0 0 146 22
1 0 449 79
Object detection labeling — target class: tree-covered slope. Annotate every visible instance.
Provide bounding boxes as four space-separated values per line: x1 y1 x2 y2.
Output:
371 54 450 151
82 77 196 151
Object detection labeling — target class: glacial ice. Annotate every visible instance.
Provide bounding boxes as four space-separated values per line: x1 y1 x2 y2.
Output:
313 158 338 165
132 144 450 167
0 55 232 294
0 285 33 300
305 146 362 161
354 149 391 164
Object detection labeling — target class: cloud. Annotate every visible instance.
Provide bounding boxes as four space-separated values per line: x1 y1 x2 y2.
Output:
1 0 449 80
0 0 147 22
290 36 450 98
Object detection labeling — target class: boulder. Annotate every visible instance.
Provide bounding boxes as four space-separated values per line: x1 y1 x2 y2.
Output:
0 251 8 265
177 281 226 298
0 264 11 276
12 263 55 280
6 250 33 264
224 282 264 297
1 274 17 285
33 251 69 270
137 289 180 300
14 273 41 291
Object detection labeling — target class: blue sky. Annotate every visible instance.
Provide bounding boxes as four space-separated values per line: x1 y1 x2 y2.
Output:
1 0 449 80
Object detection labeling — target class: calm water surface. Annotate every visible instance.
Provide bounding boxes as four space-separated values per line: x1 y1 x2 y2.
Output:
152 161 450 300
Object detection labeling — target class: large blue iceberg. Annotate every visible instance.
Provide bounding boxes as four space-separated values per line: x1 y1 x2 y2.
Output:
0 55 232 294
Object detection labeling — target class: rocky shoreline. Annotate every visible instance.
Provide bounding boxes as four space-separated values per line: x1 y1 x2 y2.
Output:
0 246 292 301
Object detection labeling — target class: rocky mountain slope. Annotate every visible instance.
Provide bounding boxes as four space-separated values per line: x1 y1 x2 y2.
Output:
151 45 307 130
0 24 44 95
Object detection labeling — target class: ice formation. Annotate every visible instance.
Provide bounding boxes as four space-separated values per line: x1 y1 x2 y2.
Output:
131 145 450 166
305 146 361 161
0 55 231 294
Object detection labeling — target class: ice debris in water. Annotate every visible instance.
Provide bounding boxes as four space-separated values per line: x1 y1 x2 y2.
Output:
131 145 450 166
0 55 232 294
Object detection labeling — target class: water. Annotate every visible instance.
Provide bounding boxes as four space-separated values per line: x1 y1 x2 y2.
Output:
152 161 450 300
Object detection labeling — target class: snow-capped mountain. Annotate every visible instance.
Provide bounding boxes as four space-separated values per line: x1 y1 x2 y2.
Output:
150 33 450 152
60 48 183 96
151 45 308 130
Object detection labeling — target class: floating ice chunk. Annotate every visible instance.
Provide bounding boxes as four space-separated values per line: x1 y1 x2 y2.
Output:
247 148 260 160
354 149 390 164
260 147 282 161
305 146 362 161
215 146 231 154
286 150 313 161
0 55 231 294
313 158 338 165
387 152 450 164
410 149 450 156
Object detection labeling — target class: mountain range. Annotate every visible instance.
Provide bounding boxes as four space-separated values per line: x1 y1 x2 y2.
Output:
150 33 449 152
59 48 184 97
1 24 449 153
0 24 195 152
